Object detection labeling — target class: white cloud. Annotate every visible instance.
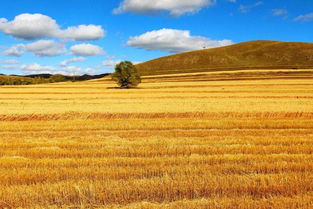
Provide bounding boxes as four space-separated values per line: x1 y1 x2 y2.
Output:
60 57 86 67
1 65 21 70
25 40 66 57
3 44 25 57
294 13 313 22
70 44 104 56
0 13 105 41
113 0 215 16
127 28 233 53
0 59 19 64
272 9 288 16
63 66 97 75
0 14 59 40
20 63 97 75
61 25 105 41
4 40 66 57
99 58 141 71
239 1 263 13
22 63 55 74
101 60 122 69
0 18 7 24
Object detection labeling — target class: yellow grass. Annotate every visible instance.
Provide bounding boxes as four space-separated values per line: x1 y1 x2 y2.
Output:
0 71 313 208
136 41 313 76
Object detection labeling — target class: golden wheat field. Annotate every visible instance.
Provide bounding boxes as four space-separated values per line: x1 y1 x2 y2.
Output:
0 70 313 208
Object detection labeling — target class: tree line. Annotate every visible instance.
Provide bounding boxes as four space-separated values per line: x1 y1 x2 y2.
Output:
0 61 141 88
0 73 109 86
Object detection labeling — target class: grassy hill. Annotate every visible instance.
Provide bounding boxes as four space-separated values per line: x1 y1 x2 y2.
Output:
136 40 313 76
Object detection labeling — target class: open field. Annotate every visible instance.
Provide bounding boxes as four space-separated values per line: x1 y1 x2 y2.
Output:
0 70 313 208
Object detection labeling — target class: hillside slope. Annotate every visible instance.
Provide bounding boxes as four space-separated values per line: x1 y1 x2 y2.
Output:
136 40 313 76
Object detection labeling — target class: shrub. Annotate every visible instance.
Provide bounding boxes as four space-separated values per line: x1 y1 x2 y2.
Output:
49 74 67 83
112 61 141 88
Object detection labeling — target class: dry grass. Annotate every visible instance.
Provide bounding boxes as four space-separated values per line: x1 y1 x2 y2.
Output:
136 40 313 75
0 71 313 208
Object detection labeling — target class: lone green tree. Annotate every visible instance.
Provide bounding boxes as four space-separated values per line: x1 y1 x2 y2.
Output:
112 61 141 88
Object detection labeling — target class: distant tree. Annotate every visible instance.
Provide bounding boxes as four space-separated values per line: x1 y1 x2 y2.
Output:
49 74 67 83
112 61 141 88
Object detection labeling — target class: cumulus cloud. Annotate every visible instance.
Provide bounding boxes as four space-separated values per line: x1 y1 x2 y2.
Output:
0 14 59 40
61 25 105 41
1 62 99 75
0 59 19 64
239 1 263 13
101 60 122 69
1 65 21 70
294 13 313 22
59 57 86 67
70 44 104 56
25 40 66 57
0 13 105 41
4 40 66 57
20 63 97 75
113 0 215 16
127 28 233 53
63 65 97 75
3 44 25 57
22 63 55 73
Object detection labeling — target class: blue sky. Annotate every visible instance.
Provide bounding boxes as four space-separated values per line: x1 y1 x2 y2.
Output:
0 0 312 75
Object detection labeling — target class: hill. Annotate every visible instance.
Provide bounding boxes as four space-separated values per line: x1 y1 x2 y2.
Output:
136 40 313 76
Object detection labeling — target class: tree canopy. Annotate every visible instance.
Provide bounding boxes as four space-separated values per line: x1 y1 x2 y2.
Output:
112 61 141 88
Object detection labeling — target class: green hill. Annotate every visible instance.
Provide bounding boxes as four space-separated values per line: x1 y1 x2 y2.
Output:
136 40 313 76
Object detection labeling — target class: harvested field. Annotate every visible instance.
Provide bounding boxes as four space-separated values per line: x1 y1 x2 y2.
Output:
0 70 313 208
